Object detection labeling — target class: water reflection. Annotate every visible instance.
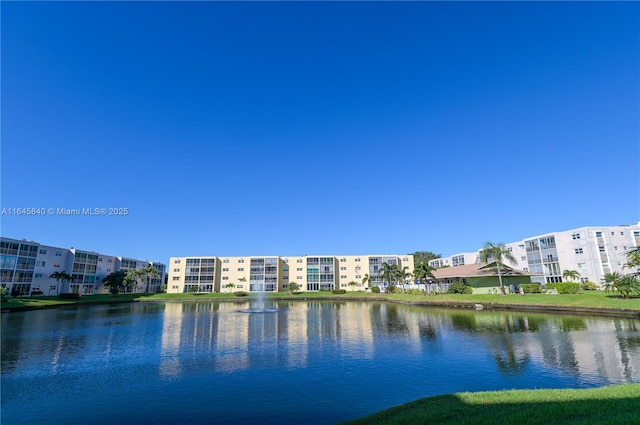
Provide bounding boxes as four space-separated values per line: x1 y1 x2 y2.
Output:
2 301 639 425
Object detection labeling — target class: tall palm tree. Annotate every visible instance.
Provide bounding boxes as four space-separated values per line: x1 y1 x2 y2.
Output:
379 262 396 290
361 274 373 289
562 270 581 282
413 262 435 295
137 264 160 293
394 266 412 294
479 242 517 295
49 271 72 295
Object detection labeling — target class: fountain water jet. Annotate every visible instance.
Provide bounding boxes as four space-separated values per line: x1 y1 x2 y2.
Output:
239 290 278 313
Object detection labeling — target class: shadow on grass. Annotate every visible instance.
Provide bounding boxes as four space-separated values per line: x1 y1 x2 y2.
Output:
342 385 640 425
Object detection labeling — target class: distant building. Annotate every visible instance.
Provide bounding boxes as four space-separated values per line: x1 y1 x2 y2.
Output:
429 223 640 286
0 237 165 296
167 254 414 293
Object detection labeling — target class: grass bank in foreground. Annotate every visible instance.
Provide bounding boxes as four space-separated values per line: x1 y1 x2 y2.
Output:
2 290 639 315
341 384 640 425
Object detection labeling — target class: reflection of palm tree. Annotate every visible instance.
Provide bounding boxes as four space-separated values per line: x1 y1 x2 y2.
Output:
480 242 517 295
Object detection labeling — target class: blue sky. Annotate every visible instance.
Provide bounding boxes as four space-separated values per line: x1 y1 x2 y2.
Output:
2 2 639 264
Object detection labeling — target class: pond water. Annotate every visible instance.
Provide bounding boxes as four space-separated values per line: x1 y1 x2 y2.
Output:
2 300 639 424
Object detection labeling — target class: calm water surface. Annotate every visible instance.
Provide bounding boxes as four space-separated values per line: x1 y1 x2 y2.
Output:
2 301 639 424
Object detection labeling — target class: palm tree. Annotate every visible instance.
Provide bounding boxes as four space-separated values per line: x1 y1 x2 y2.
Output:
479 242 517 295
624 247 640 276
413 262 435 295
49 271 72 295
137 264 160 293
562 270 581 282
379 262 397 290
394 266 412 294
602 272 640 299
124 270 140 294
225 282 235 292
361 274 373 289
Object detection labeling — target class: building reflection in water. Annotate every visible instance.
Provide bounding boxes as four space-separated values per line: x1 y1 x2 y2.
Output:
156 301 639 382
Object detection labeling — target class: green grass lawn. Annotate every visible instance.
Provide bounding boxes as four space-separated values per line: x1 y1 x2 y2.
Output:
2 290 638 313
341 384 640 425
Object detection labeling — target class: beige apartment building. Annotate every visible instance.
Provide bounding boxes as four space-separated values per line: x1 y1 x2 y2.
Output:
167 254 414 293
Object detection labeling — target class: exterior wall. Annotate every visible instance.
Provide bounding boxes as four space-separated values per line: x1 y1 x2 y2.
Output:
439 223 640 288
1 237 165 297
429 252 477 269
167 254 414 293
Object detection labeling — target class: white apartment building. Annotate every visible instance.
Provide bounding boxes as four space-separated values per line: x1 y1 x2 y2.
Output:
168 254 414 294
0 237 166 296
429 223 640 286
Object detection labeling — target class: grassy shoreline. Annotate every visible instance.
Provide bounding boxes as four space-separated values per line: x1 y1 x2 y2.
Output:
340 384 640 425
2 291 639 318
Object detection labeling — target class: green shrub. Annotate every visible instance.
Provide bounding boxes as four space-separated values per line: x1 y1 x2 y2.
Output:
385 285 397 294
0 287 6 302
581 281 599 291
546 282 581 294
371 286 381 293
332 289 347 294
407 289 426 295
520 283 542 294
59 293 81 299
446 282 473 294
233 291 248 297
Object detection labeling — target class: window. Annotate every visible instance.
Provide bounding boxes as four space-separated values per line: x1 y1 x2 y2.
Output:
108 259 113 263
297 259 303 263
403 257 409 261
237 285 243 289
571 233 581 240
282 259 288 264
340 275 347 279
222 268 229 272
173 268 180 272
577 263 585 269
172 285 178 289
39 249 47 254
106 268 111 272
599 247 605 252
621 232 624 235
340 267 346 270
238 259 244 263
36 261 46 267
611 232 615 235
595 232 603 237
614 246 618 251
283 267 288 272
34 273 43 278
297 268 302 271
55 251 62 256
223 259 229 263
53 263 60 268
355 258 360 262
297 276 303 280
521 256 526 261
575 248 583 254
340 258 346 262
98 257 103 261
283 276 288 280
172 277 180 281
174 259 181 264
238 268 244 271
355 275 361 279
222 276 228 280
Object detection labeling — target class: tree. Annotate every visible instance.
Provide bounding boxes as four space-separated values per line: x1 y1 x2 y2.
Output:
348 281 358 291
102 271 128 296
288 281 300 294
624 247 640 275
379 262 397 290
49 271 72 295
413 262 435 295
124 270 140 294
137 264 160 293
562 270 581 282
189 285 201 295
394 266 412 294
361 274 373 289
411 251 442 265
479 242 517 295
225 282 235 292
602 272 640 299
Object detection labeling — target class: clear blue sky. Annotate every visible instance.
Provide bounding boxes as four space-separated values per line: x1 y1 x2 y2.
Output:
2 2 639 264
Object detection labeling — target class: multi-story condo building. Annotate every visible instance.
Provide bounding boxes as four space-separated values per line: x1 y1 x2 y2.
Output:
429 223 640 286
0 237 166 296
168 254 414 293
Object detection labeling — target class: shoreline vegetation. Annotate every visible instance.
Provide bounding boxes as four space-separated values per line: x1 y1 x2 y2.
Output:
3 291 639 424
1 291 639 318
